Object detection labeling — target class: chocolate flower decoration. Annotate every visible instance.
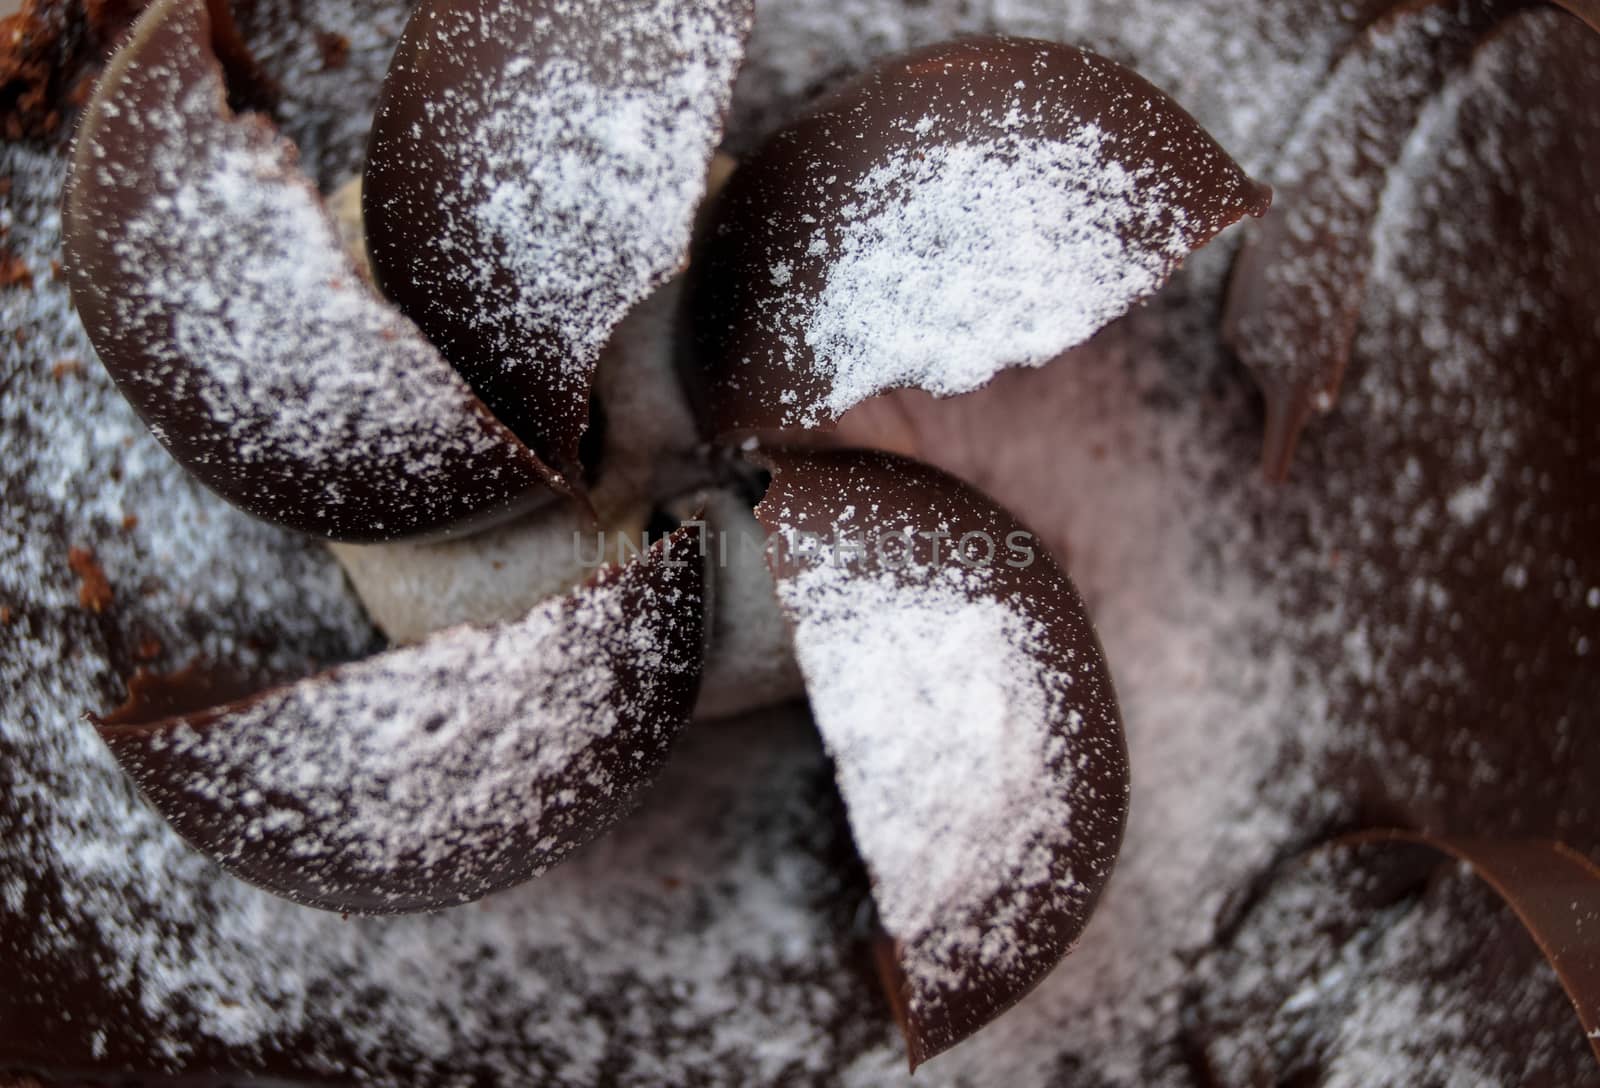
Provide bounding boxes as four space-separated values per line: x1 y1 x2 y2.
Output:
1224 0 1600 479
59 0 1265 1064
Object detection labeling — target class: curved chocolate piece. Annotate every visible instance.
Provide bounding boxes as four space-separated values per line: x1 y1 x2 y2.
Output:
96 528 706 914
1342 831 1600 1063
1192 832 1600 1082
752 448 1129 1068
61 0 556 543
363 0 753 477
687 36 1270 434
1224 0 1600 480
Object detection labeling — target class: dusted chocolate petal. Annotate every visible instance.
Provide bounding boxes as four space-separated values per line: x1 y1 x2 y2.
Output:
1191 833 1600 1082
687 36 1269 434
363 0 753 477
752 448 1129 1068
96 528 706 914
1345 831 1600 1062
61 0 556 543
1224 0 1600 480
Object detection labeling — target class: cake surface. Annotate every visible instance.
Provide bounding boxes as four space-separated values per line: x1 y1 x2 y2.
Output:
3 0 1599 1084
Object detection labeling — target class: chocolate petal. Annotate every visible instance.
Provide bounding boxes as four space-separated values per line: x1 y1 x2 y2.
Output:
96 528 707 914
1223 0 1600 481
363 0 753 478
1192 832 1600 1081
1344 831 1600 1063
687 36 1270 435
61 0 556 543
751 447 1129 1068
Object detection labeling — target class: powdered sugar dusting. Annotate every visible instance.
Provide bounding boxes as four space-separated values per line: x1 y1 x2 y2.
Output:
114 146 498 471
802 127 1187 420
779 564 1078 971
757 457 1124 1041
5 0 1598 1082
111 546 701 911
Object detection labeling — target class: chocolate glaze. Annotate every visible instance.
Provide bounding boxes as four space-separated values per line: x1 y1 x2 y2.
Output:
1264 8 1600 849
685 36 1270 436
753 448 1129 1069
95 528 707 914
363 0 753 479
62 0 557 543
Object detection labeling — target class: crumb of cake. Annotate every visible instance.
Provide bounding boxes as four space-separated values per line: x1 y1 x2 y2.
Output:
49 355 80 379
120 512 137 530
0 0 142 141
0 605 13 626
134 634 161 660
315 29 348 70
66 544 112 612
1 251 32 287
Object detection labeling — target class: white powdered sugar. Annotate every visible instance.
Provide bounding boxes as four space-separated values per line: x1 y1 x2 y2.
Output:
801 129 1187 420
776 562 1076 966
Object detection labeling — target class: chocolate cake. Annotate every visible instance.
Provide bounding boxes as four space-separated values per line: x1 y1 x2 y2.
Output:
2 0 1598 1083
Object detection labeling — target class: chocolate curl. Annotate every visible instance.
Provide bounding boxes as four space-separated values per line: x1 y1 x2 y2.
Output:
1342 830 1600 1064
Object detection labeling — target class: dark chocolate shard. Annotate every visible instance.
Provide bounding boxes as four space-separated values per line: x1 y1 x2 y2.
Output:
686 36 1270 435
1223 0 1600 481
96 528 707 914
62 0 556 543
363 0 754 478
751 447 1129 1068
